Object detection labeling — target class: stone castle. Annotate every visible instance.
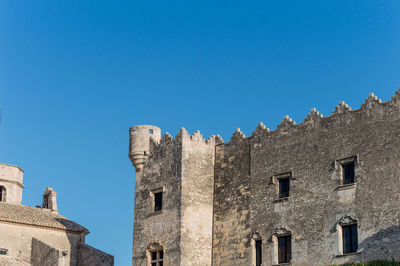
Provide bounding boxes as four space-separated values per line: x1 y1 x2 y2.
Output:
130 89 400 266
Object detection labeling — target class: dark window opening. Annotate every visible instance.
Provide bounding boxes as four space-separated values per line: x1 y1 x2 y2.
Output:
279 178 290 198
342 162 355 184
278 235 291 264
43 195 49 208
0 186 6 202
0 249 7 255
150 250 163 266
343 224 358 254
255 239 262 266
154 192 163 212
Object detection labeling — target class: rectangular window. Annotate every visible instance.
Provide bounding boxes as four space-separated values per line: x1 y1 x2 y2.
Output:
150 250 163 266
255 240 262 266
154 192 163 212
278 235 291 264
0 249 7 255
342 162 355 184
279 178 290 198
343 224 358 254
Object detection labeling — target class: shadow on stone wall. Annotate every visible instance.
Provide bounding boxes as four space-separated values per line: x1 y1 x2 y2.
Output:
30 238 62 266
340 225 400 264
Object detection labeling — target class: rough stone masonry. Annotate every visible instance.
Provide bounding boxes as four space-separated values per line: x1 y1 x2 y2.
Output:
130 89 400 266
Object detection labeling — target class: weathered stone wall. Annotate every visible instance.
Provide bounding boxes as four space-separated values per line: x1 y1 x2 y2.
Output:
31 238 64 266
132 133 183 266
180 131 217 266
213 92 400 265
131 127 220 266
212 130 252 266
0 163 24 204
0 222 81 265
77 243 114 266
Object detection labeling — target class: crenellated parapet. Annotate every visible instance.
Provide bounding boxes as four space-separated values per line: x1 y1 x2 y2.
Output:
277 115 296 131
130 125 224 171
252 122 270 136
230 128 246 143
361 93 382 111
392 87 400 101
304 108 323 123
244 89 400 141
332 101 352 115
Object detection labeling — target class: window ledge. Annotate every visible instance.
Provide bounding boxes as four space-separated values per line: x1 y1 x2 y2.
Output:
334 251 361 258
272 262 292 266
335 183 356 191
147 210 163 217
273 197 290 203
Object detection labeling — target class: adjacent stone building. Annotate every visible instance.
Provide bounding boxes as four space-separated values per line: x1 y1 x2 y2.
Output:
0 162 114 266
130 89 400 266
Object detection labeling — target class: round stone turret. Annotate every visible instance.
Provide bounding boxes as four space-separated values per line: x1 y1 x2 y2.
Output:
129 125 161 171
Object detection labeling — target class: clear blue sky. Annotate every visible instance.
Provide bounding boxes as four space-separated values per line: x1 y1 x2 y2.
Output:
0 1 399 265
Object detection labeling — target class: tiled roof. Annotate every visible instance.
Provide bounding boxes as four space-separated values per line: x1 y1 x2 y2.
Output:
0 202 88 233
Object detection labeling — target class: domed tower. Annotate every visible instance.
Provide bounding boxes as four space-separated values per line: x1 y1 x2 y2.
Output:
129 125 161 172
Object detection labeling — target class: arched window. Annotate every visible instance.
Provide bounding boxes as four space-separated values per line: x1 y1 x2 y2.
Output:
0 186 6 202
336 215 359 255
271 227 292 264
251 232 262 266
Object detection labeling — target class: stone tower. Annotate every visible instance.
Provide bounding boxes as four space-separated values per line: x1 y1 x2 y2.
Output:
129 125 221 266
0 163 24 204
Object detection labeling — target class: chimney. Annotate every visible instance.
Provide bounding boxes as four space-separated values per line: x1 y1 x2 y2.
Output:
43 187 58 213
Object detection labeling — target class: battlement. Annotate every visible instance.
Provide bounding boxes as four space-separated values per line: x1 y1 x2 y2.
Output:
228 89 400 143
131 89 400 169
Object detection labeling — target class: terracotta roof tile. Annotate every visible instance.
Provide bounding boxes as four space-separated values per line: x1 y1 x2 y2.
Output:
0 202 88 233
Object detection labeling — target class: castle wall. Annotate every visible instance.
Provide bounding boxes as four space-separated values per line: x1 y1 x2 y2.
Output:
212 133 252 265
77 243 114 266
132 137 183 266
180 132 216 266
212 94 400 265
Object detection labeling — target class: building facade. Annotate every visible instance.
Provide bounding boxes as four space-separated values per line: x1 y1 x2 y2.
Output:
0 162 114 266
130 89 400 266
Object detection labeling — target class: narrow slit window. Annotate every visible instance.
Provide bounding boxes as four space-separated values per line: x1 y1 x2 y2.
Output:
278 235 291 264
342 162 355 184
154 192 163 212
279 178 290 198
255 239 262 266
342 224 358 254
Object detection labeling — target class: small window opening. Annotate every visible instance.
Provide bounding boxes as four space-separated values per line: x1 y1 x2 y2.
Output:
0 249 8 255
132 129 136 134
0 186 5 202
343 224 358 254
149 129 153 134
43 195 49 209
255 239 262 266
342 162 355 184
278 235 291 264
154 192 163 212
150 250 163 266
279 178 290 198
